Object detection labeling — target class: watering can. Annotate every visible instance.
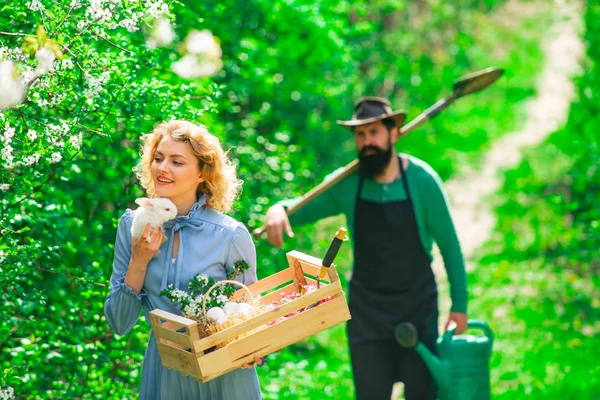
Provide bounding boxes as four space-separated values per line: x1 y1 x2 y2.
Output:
394 320 494 400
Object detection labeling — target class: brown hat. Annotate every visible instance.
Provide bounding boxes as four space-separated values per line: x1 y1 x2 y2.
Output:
337 96 407 130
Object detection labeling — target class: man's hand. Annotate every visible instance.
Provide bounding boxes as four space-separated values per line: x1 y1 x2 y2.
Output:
265 204 294 248
444 312 467 335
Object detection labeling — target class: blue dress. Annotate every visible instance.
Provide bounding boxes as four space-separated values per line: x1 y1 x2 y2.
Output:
104 195 262 399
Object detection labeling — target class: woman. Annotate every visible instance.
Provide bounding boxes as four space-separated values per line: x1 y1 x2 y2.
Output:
104 120 262 399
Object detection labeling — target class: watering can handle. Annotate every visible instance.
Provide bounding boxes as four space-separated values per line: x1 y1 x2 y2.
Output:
442 320 494 346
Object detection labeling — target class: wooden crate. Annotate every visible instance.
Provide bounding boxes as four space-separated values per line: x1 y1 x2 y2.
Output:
149 250 351 382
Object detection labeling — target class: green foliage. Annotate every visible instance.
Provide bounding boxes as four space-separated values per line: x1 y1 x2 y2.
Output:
470 1 600 397
0 0 556 398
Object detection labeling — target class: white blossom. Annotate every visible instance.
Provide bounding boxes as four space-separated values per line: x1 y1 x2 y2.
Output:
60 58 74 70
1 144 14 167
19 69 36 86
35 46 56 75
49 92 66 106
0 46 29 63
2 124 15 144
216 294 228 305
86 0 112 24
172 54 212 79
84 71 110 99
171 289 188 301
69 133 83 149
0 61 26 110
26 0 44 11
22 153 41 166
119 18 139 32
171 30 223 79
0 184 10 191
144 0 169 18
185 30 221 58
0 386 14 400
49 152 62 164
27 129 38 140
146 17 174 49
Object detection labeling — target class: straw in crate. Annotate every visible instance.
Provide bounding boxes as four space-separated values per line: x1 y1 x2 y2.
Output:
201 279 267 347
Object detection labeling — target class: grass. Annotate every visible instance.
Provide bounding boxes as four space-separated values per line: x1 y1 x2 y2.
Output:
469 135 600 398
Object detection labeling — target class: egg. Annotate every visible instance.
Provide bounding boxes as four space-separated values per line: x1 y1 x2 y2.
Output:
206 307 225 323
236 303 253 316
223 302 240 315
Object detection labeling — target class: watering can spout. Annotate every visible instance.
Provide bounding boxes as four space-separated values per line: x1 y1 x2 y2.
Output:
413 342 451 389
394 322 451 389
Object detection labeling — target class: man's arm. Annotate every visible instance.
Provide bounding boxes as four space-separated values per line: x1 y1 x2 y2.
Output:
422 170 468 333
265 172 345 247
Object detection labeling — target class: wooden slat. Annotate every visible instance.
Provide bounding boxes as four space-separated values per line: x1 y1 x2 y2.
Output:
327 264 340 283
196 294 351 381
157 342 202 379
152 325 193 349
286 250 323 267
259 282 297 305
229 269 293 300
287 254 309 288
286 250 336 283
150 309 197 328
192 281 344 352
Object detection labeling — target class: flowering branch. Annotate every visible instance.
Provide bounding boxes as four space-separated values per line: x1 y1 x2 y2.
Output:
95 34 134 54
0 32 35 38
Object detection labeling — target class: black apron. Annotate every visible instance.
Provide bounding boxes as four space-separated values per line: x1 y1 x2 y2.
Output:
347 156 438 345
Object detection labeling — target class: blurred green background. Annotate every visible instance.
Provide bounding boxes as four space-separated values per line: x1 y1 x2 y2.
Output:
0 0 598 398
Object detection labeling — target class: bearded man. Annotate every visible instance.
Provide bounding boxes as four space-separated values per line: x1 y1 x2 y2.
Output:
263 97 468 400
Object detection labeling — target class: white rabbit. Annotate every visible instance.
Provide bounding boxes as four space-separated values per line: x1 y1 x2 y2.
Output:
131 197 178 244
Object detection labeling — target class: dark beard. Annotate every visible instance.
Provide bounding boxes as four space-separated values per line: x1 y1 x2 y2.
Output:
358 145 393 177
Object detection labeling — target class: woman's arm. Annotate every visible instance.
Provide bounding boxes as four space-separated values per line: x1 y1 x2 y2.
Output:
104 211 148 335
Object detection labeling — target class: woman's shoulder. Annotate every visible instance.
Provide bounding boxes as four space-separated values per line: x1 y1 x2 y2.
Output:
118 208 135 226
197 206 247 235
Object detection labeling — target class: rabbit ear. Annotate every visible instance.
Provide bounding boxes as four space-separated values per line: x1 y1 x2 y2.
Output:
135 198 154 209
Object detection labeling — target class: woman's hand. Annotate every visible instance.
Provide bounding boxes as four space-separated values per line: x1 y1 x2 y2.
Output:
131 223 163 266
124 224 163 294
241 354 265 369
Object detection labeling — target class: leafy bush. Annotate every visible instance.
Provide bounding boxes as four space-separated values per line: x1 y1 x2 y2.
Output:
1 0 559 398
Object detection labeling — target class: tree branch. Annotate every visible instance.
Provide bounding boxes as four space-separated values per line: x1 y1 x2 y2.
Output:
96 34 134 55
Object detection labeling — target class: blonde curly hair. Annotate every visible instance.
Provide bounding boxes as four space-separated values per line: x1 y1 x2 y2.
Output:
135 120 242 213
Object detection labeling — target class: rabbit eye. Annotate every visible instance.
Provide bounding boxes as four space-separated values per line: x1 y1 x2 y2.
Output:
165 208 171 211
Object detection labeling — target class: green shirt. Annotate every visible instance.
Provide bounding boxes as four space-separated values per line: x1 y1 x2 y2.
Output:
280 154 468 313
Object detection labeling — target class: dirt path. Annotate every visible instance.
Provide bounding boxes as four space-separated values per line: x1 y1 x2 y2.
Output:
394 0 583 397
432 0 583 328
